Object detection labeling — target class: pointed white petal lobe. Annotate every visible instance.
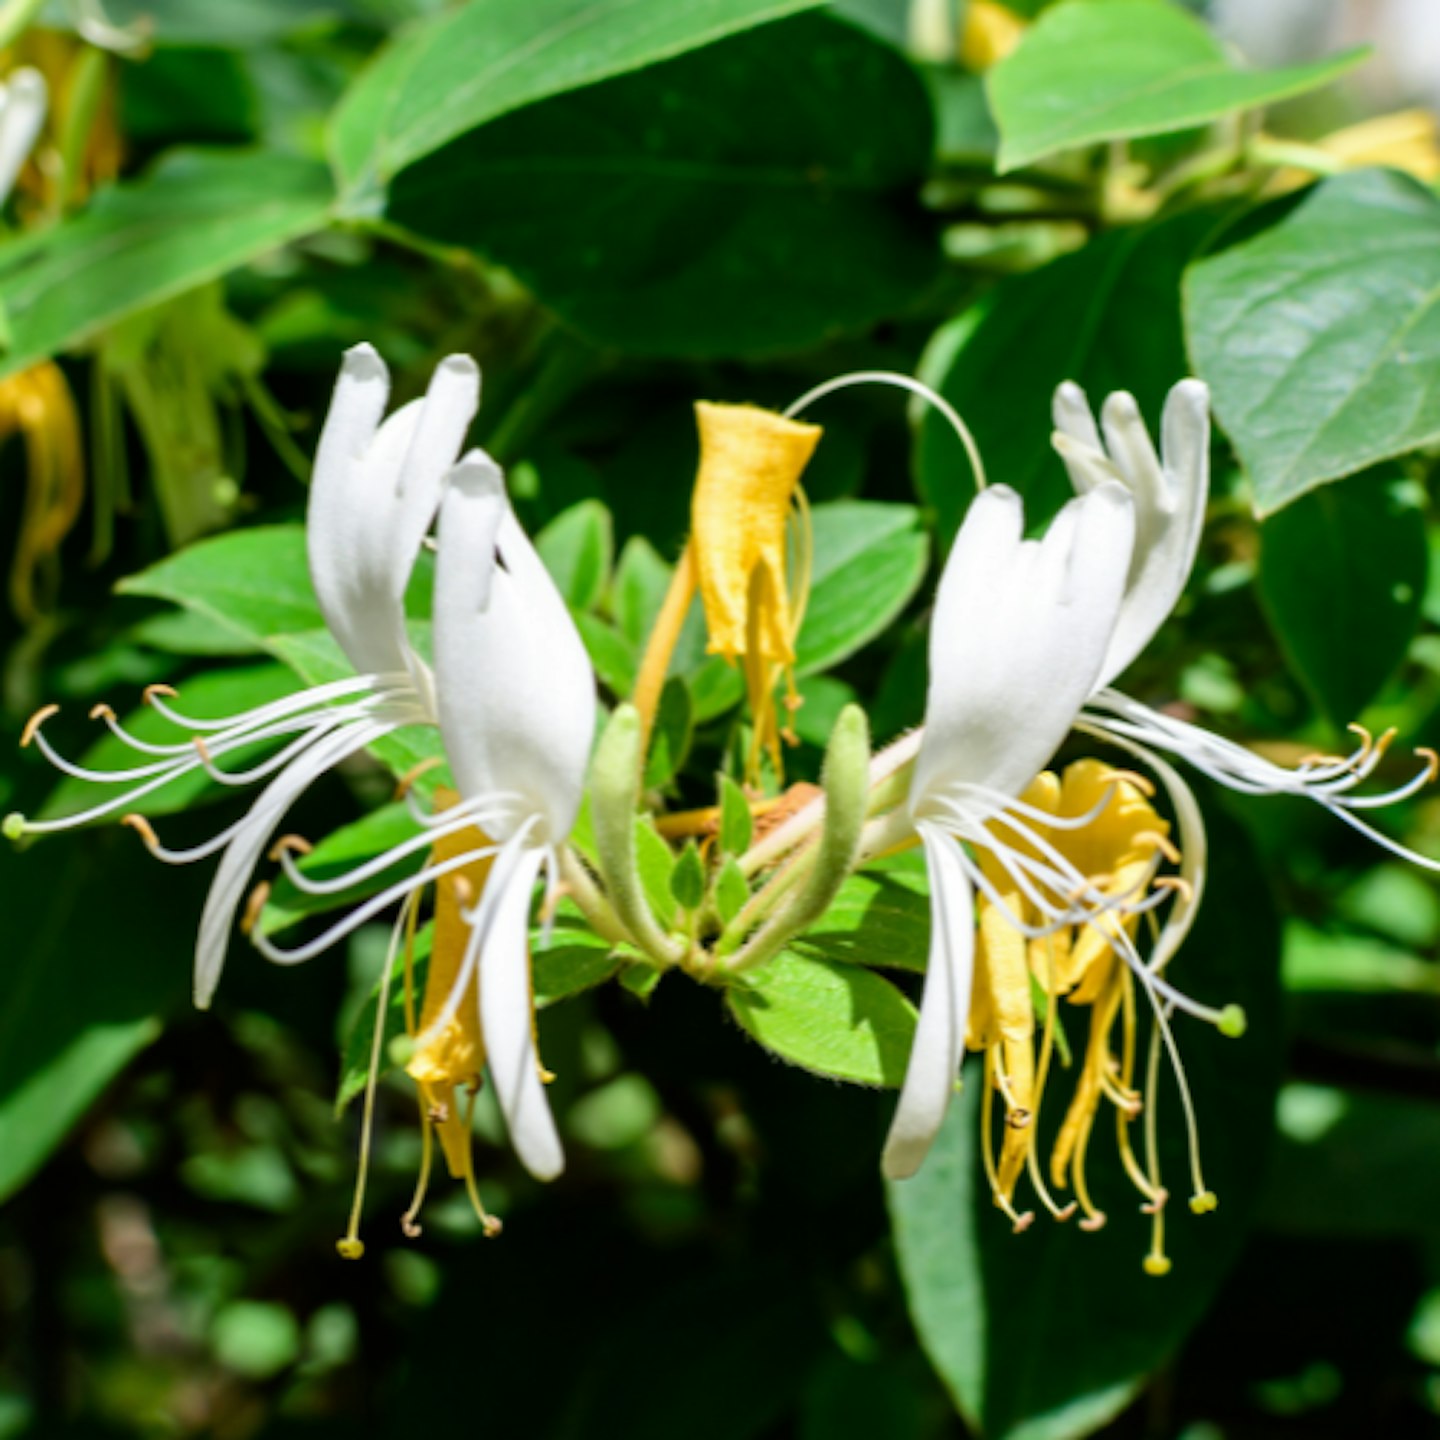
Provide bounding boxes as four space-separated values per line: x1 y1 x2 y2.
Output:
0 69 46 207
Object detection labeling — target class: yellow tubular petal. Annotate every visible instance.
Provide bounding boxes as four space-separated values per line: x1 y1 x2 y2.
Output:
406 788 495 1179
1050 964 1121 1191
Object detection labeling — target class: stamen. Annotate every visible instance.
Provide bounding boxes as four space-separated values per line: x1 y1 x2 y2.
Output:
121 812 160 851
142 684 178 704
20 704 59 747
1133 829 1181 865
88 703 114 723
240 882 271 936
395 756 445 799
269 834 313 861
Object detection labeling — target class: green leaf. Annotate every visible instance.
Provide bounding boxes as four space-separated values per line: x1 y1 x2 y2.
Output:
259 802 424 937
612 535 673 649
331 0 826 199
726 950 917 1088
634 817 678 928
86 0 367 45
537 499 613 612
988 0 1366 173
38 663 300 825
797 502 929 674
1186 169 1440 514
670 841 706 911
119 525 320 649
719 775 753 856
792 860 931 974
643 677 693 790
387 15 940 357
337 910 619 1113
715 856 750 925
918 209 1218 538
888 793 1283 1440
0 149 332 379
1257 472 1428 725
574 612 639 697
0 831 207 1201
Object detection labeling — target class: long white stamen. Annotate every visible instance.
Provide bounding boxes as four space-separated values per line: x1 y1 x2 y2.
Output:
145 674 408 732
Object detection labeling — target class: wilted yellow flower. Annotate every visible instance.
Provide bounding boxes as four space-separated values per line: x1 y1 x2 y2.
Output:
0 361 84 620
690 401 820 783
969 758 1208 1275
960 0 1027 70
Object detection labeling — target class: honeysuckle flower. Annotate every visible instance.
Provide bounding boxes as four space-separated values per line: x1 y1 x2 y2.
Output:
884 479 1141 1181
0 67 45 210
257 450 596 1205
968 758 1206 1275
9 344 480 1006
1055 378 1440 890
0 361 84 620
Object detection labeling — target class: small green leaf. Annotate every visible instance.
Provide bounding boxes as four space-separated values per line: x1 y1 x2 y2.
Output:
670 840 706 911
792 859 931 974
715 856 750 926
1257 472 1427 725
612 535 673 649
620 964 664 1001
718 775 753 856
574 612 638 697
726 950 917 1088
988 0 1366 173
537 499 613 612
331 0 825 194
634 817 678 929
797 502 929 675
0 149 333 380
1186 169 1440 513
643 677 693 789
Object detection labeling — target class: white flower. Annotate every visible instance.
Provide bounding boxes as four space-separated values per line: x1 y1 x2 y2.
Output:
884 480 1138 1180
12 345 479 1006
251 453 597 1182
0 68 46 211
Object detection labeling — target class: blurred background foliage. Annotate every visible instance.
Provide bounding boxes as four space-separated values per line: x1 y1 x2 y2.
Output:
4 0 1440 1435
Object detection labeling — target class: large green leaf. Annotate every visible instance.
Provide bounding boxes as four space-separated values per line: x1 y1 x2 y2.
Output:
387 15 939 356
1257 472 1428 726
0 150 332 379
118 526 319 648
0 831 206 1201
330 0 826 201
988 0 1365 173
727 949 917 1088
888 795 1283 1440
1186 169 1440 515
797 501 930 674
792 857 930 974
918 210 1217 539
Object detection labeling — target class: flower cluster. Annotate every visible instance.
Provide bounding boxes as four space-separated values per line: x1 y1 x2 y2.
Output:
13 345 1439 1268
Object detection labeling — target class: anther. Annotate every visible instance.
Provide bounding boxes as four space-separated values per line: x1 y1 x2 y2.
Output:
540 1066 557 1084
88 703 115 722
142 684 178 705
269 834 314 861
1098 767 1155 798
121 813 160 851
427 1102 450 1124
401 1216 423 1238
1079 1212 1107 1232
336 1238 365 1260
241 882 271 936
1417 747 1440 784
1011 1211 1036 1235
1141 1186 1169 1216
1374 726 1399 759
1005 1108 1033 1130
1346 721 1374 757
1142 1254 1172 1277
20 704 59 747
1134 829 1181 864
1189 1189 1219 1215
482 1215 504 1239
451 875 475 907
2 813 25 842
394 757 445 799
1054 1202 1078 1222
1153 876 1194 903
192 735 214 764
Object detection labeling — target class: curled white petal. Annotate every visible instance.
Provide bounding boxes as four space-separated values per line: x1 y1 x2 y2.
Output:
0 69 46 209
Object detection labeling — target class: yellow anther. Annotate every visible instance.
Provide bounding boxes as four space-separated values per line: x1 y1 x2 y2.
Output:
1011 1210 1036 1235
241 882 271 935
120 812 160 851
393 756 445 799
268 834 314 861
192 735 214 764
335 1238 365 1260
1079 1212 1108 1232
1143 1254 1172 1277
88 702 114 722
20 703 59 746
482 1215 503 1238
142 684 178 704
1133 829 1181 864
1374 726 1399 759
1153 875 1194 903
1141 1187 1170 1216
1416 747 1440 784
1189 1189 1219 1215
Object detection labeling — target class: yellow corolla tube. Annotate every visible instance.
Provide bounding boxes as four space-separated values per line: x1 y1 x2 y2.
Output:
690 401 821 783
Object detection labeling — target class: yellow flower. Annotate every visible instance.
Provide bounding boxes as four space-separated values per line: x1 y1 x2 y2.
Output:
959 0 1027 70
968 758 1206 1275
689 401 820 782
0 361 85 620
